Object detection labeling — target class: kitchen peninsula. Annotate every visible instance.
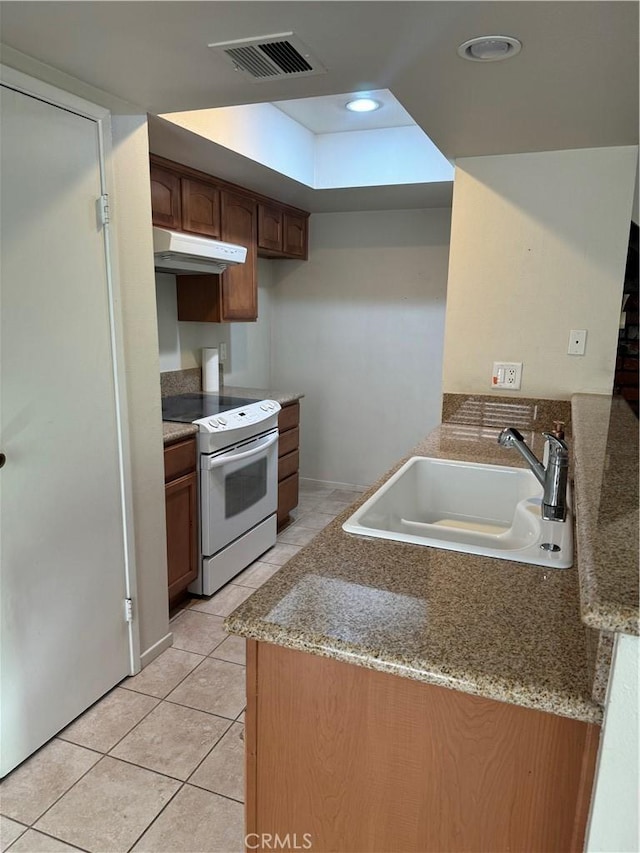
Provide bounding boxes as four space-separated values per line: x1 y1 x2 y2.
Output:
226 393 639 853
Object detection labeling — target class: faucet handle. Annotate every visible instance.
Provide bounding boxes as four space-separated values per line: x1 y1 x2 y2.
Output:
543 432 569 459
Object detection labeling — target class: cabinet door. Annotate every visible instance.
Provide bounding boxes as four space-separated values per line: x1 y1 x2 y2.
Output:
283 212 308 259
150 164 181 230
181 178 221 239
258 202 283 253
220 191 257 321
165 471 198 602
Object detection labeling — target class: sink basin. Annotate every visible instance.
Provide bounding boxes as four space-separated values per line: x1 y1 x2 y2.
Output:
342 456 573 568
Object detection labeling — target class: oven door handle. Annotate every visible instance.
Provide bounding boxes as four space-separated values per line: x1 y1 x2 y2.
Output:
202 431 278 470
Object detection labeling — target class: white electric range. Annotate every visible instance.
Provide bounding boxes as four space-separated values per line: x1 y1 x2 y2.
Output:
162 394 281 596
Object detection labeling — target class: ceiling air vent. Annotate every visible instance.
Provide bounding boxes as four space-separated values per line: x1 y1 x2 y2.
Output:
209 33 326 81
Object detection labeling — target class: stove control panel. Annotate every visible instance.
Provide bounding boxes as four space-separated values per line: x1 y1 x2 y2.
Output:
195 400 281 434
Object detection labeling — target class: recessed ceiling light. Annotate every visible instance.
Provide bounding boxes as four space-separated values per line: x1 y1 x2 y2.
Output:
457 35 522 62
345 97 381 113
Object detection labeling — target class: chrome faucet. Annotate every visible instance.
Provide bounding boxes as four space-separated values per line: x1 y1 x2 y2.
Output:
497 428 569 522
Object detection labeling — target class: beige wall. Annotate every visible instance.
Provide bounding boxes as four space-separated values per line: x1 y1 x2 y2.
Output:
271 209 451 486
443 146 638 399
2 46 170 663
156 261 274 389
110 116 170 662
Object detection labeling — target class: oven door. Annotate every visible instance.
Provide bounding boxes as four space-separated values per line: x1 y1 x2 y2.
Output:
200 429 278 557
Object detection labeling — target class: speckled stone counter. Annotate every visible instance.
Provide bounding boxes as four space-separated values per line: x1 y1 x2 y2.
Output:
227 421 601 724
162 422 198 445
219 385 304 405
160 368 304 406
572 394 639 635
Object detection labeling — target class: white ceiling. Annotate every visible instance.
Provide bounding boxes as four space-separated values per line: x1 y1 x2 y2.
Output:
272 89 416 134
0 2 637 160
147 113 454 213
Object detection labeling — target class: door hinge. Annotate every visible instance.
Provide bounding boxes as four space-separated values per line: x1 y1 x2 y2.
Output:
97 193 110 227
124 598 134 623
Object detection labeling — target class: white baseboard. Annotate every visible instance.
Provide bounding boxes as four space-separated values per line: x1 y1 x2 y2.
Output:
139 632 173 670
299 477 369 492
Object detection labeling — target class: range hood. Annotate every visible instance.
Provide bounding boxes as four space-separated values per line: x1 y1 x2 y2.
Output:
153 227 247 275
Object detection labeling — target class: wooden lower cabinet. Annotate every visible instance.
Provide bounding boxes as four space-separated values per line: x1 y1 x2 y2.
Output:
277 402 300 530
164 438 198 609
246 641 600 853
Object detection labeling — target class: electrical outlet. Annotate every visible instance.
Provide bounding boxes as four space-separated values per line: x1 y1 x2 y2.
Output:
492 362 522 390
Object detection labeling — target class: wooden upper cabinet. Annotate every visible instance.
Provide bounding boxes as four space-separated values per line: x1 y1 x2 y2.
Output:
181 178 221 239
150 155 309 321
257 203 283 253
220 191 258 321
150 164 181 230
283 211 308 259
257 203 309 259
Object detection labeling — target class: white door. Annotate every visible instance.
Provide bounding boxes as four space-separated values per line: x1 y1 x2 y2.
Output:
0 82 134 776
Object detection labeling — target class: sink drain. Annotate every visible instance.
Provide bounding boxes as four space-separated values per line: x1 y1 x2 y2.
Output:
540 542 561 552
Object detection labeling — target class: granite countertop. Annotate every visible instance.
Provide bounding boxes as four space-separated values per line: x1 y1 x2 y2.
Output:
572 394 639 635
226 420 602 725
219 384 304 406
162 422 199 445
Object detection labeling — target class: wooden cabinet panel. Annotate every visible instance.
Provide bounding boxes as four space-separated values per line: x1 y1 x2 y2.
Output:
150 164 181 230
150 155 309 320
283 212 308 259
277 402 300 529
164 437 197 482
176 274 221 323
277 473 299 528
220 191 258 321
278 401 299 433
278 426 299 458
181 178 221 239
278 450 299 482
247 642 600 853
165 471 198 603
164 437 198 609
257 203 283 252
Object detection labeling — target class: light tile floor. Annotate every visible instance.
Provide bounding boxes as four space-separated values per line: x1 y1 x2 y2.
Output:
0 484 364 853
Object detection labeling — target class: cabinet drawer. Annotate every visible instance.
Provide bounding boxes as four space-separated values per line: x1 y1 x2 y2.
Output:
164 437 196 482
278 426 299 458
277 472 299 526
278 402 299 434
278 449 299 483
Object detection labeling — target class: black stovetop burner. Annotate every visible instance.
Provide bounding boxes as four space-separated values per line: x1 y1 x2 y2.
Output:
161 393 261 424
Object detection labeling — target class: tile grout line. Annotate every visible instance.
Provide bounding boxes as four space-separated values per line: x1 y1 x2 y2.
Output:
124 780 185 853
6 826 90 853
181 720 244 795
56 690 162 757
27 686 171 844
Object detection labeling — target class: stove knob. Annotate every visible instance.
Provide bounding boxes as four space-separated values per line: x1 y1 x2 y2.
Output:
209 417 220 428
260 404 269 411
218 416 228 426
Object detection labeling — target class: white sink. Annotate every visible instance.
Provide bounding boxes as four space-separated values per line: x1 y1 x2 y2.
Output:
342 456 573 568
